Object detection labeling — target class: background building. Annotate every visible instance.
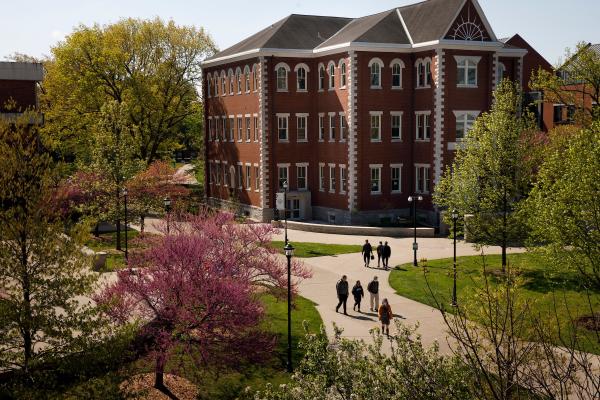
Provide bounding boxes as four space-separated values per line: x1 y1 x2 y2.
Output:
0 62 44 118
201 0 552 227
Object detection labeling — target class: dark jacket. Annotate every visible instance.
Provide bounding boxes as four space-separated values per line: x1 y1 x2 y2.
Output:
367 280 379 294
362 243 373 255
352 285 364 300
336 280 349 297
376 244 384 256
383 245 391 258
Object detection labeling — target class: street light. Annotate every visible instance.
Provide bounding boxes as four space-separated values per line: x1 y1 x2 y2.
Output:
282 180 289 245
284 242 295 373
451 209 459 307
163 197 172 234
408 195 423 267
123 188 128 261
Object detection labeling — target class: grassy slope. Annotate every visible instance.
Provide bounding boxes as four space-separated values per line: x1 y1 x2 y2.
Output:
271 241 362 258
389 252 600 354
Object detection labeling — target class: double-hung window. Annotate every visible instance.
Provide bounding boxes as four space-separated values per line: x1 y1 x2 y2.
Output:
340 165 347 193
329 63 335 89
391 62 403 88
370 61 382 88
340 62 347 87
391 164 402 193
297 164 307 190
276 65 288 91
339 113 346 141
245 165 251 189
244 67 250 92
319 65 326 91
228 117 235 141
236 70 242 94
221 74 227 95
318 114 325 141
456 56 480 87
415 112 431 141
237 117 243 141
329 164 336 193
454 111 479 140
245 116 251 141
370 112 382 142
221 117 226 140
236 164 243 189
296 114 307 142
415 164 430 194
329 113 336 141
370 165 382 194
277 114 289 142
278 164 289 190
254 166 260 191
253 116 259 142
253 65 260 91
319 163 325 191
297 67 307 91
416 59 432 88
391 112 402 141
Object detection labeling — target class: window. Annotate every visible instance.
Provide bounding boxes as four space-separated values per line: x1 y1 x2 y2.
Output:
415 165 430 194
318 65 325 91
390 59 404 88
254 166 260 190
297 164 307 190
228 117 235 141
340 165 347 193
277 114 289 141
229 70 234 94
340 61 347 87
213 76 218 96
221 72 226 95
215 163 221 184
221 117 226 140
278 165 289 190
416 59 432 88
391 164 402 193
329 114 336 141
207 76 212 97
245 165 251 189
254 116 259 141
454 111 479 140
245 117 251 141
236 164 243 189
369 58 383 88
237 117 243 141
370 112 382 142
253 65 260 91
339 113 346 141
223 163 229 186
553 104 565 123
275 63 289 91
207 118 213 141
456 56 480 87
236 68 242 94
296 114 307 142
496 62 506 84
328 62 335 89
297 67 307 91
415 112 431 140
244 66 251 92
370 165 382 194
391 112 402 141
329 165 336 192
318 114 325 141
319 163 325 191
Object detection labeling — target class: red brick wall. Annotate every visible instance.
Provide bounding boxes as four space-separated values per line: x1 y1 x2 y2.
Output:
0 80 37 111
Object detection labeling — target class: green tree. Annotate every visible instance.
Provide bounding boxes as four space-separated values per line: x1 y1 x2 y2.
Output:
0 113 99 377
526 121 600 288
434 81 536 272
42 18 215 164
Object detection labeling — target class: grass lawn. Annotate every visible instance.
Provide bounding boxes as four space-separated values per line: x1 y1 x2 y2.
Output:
271 241 362 258
389 252 600 355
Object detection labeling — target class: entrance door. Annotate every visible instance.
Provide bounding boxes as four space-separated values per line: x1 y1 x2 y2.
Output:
286 199 301 219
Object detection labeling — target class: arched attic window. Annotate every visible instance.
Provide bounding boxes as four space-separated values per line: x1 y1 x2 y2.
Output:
274 62 290 91
368 58 384 88
390 59 405 89
244 65 251 92
294 63 310 92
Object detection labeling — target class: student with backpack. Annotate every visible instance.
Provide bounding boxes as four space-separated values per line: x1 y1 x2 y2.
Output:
367 276 379 312
352 280 364 312
361 240 373 268
376 241 384 268
378 298 393 336
383 241 392 270
335 275 349 315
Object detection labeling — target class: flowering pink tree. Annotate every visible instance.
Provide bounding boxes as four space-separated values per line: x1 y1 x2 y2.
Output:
97 212 311 395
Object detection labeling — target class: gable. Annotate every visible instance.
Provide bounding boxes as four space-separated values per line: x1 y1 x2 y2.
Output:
444 0 493 42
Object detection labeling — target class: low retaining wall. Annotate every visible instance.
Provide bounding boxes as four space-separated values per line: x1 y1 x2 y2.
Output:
272 220 435 238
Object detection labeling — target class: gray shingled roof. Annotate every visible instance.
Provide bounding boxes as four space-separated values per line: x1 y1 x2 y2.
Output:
399 0 464 43
206 14 352 60
589 43 600 56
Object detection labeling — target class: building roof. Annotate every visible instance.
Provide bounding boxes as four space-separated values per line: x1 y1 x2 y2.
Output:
205 0 503 65
0 62 44 81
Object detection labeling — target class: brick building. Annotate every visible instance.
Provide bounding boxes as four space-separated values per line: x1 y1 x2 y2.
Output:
201 0 552 226
0 62 44 117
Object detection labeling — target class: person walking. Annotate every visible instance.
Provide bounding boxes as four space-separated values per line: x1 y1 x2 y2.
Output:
383 241 392 270
378 298 393 336
352 280 364 312
335 275 349 315
362 240 373 268
367 276 379 312
376 241 384 268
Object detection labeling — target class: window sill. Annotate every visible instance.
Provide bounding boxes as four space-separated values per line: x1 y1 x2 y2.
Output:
391 138 402 143
245 91 251 94
318 89 324 93
370 139 382 143
328 88 335 92
340 86 347 90
416 86 431 90
457 84 478 89
276 89 289 93
391 86 403 90
370 86 382 90
318 139 324 143
245 140 251 143
329 190 336 194
297 89 307 93
370 192 382 196
415 139 431 143
278 140 290 143
297 139 308 143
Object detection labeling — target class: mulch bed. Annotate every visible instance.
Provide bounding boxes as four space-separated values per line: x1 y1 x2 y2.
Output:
120 373 199 400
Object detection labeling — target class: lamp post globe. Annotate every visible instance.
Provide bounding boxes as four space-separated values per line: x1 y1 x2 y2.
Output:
284 242 294 372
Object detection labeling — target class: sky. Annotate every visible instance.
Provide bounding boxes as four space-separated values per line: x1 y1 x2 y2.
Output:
1 0 598 66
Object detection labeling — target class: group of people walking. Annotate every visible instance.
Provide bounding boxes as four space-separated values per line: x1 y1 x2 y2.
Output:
335 275 394 335
361 240 392 270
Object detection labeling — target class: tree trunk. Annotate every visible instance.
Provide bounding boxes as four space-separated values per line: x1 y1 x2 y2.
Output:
116 219 122 251
94 223 100 237
21 236 32 377
140 214 145 235
154 358 164 389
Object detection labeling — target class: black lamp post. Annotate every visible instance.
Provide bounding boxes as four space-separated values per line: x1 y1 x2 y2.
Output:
163 197 172 234
284 242 294 373
123 188 128 261
282 180 289 245
408 195 423 267
451 209 459 307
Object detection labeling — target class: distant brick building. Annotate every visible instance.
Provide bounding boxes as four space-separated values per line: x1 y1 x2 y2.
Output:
201 0 552 226
0 62 44 117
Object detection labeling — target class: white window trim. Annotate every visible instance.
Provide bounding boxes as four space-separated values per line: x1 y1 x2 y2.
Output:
244 65 251 93
327 61 336 91
368 57 384 89
276 113 290 143
319 162 326 192
328 163 336 193
389 58 405 90
328 112 336 141
390 163 403 194
235 67 242 94
274 62 290 92
390 111 403 142
318 113 325 142
369 111 383 143
415 111 432 142
338 58 347 89
369 164 383 195
296 162 309 191
236 115 243 142
455 56 481 88
253 163 260 192
252 65 259 93
228 115 235 142
339 164 347 194
414 58 432 89
294 63 310 93
453 110 480 141
339 112 346 142
296 113 309 143
414 163 431 194
318 63 326 92
277 163 290 190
